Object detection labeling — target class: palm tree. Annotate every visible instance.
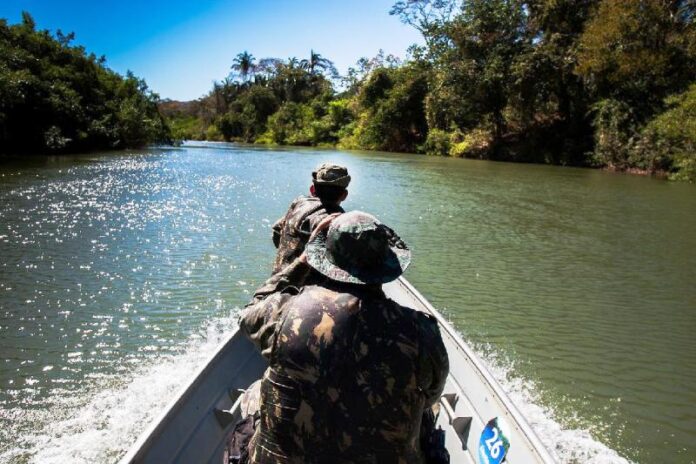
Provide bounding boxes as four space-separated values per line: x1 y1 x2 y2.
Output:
287 57 300 69
300 50 335 76
231 51 256 82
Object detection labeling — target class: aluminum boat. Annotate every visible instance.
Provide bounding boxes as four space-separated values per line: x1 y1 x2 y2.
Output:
120 277 556 464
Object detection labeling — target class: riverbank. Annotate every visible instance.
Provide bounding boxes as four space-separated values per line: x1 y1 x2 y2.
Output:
167 138 687 182
162 70 695 184
1 138 686 185
4 4 694 181
158 0 696 183
603 165 671 179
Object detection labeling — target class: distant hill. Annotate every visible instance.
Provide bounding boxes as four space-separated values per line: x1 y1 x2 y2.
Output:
158 100 202 118
158 98 221 141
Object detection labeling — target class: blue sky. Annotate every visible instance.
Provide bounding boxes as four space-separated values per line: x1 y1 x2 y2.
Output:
1 0 423 100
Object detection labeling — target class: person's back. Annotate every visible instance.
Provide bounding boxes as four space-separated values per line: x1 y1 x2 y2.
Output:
241 211 448 464
272 195 342 274
271 163 350 275
250 282 446 464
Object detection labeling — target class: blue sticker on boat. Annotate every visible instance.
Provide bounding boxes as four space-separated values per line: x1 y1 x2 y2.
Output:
478 417 510 464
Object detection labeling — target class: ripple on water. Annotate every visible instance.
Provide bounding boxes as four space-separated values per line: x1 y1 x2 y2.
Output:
1 146 695 463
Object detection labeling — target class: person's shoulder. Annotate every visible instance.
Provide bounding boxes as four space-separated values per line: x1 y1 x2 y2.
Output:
298 284 343 302
416 310 443 341
385 299 441 332
289 195 320 213
284 195 314 219
297 194 317 203
285 285 347 316
379 298 420 322
288 195 310 208
414 311 447 365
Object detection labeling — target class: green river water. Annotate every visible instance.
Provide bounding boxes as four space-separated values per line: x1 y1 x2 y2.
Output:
0 143 695 463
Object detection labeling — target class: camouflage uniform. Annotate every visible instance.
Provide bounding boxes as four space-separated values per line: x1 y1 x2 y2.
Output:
240 261 449 464
271 196 343 275
271 163 350 275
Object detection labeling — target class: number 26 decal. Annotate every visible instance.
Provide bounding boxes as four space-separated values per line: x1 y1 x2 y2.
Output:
478 417 510 464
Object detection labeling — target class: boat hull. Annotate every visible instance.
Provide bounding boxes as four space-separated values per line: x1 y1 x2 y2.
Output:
120 277 555 463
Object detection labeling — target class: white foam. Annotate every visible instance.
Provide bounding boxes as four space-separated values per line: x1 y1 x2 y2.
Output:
4 312 631 464
2 313 239 464
480 350 633 464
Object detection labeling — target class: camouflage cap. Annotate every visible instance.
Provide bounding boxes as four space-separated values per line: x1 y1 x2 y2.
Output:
312 163 351 188
305 211 411 285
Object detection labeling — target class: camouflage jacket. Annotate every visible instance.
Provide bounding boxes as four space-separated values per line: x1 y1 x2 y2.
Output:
271 196 344 275
239 260 449 464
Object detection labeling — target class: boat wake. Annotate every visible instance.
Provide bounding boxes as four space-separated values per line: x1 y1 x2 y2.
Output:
2 311 631 464
1 314 240 464
480 350 632 464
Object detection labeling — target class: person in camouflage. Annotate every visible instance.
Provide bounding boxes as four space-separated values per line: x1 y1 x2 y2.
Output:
240 211 449 464
271 163 351 275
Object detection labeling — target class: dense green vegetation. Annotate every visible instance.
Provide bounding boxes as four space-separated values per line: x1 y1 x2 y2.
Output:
3 5 693 180
0 13 170 155
163 0 696 180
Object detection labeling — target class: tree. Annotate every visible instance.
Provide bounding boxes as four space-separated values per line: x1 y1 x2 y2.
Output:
576 0 696 116
21 11 36 30
300 50 338 77
390 0 459 47
231 51 256 82
349 63 429 152
505 0 598 163
637 83 696 180
343 50 403 94
265 102 314 145
436 0 527 140
256 57 283 78
217 85 278 142
574 0 696 169
0 15 170 154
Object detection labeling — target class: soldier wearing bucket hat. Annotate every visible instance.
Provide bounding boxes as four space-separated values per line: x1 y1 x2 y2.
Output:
240 211 448 464
271 163 351 275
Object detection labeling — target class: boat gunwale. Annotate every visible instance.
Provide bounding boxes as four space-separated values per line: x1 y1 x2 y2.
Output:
118 329 242 464
394 277 556 463
120 278 557 463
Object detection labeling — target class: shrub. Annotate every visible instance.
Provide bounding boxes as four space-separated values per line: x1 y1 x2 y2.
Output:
216 112 245 140
422 127 492 158
591 99 639 169
449 128 492 158
638 84 696 181
423 128 451 156
169 115 206 141
265 102 313 145
205 124 224 141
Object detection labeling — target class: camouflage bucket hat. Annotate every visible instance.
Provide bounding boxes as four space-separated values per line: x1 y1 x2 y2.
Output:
305 211 411 285
312 163 351 188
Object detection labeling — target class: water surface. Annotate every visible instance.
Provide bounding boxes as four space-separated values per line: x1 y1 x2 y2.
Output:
1 143 694 463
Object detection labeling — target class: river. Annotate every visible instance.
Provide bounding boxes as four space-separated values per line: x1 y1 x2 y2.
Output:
1 142 695 463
